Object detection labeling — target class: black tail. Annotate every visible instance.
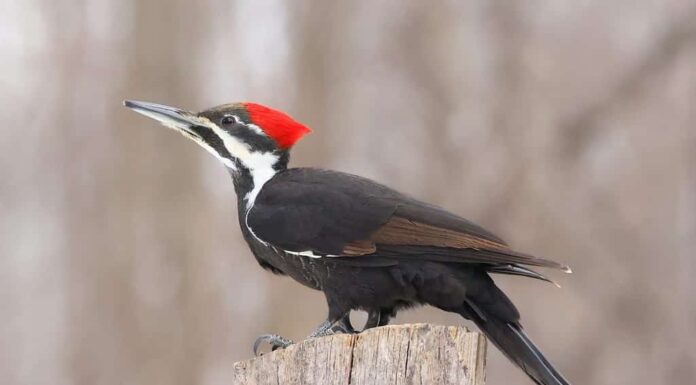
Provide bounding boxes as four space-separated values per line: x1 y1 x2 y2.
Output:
460 303 571 385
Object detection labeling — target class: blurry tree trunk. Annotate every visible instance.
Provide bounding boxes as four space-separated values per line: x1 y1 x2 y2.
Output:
232 324 487 385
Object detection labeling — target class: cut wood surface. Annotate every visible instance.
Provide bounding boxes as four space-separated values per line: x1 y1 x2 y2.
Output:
232 323 487 385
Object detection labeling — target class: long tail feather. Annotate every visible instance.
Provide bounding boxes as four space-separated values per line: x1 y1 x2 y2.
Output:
487 264 561 287
461 306 571 385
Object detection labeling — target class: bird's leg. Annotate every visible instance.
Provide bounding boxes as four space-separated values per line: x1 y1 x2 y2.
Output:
377 308 394 327
364 310 381 330
307 320 332 338
363 308 395 331
253 312 352 356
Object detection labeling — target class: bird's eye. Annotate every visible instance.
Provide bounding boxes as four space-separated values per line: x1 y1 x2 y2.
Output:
221 115 236 126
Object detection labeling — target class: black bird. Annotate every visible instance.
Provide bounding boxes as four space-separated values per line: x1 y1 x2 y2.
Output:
124 100 572 385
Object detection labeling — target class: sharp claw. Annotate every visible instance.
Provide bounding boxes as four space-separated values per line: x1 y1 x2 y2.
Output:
253 334 294 356
252 335 268 356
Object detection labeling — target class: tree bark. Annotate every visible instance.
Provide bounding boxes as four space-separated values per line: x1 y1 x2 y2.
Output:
232 323 486 385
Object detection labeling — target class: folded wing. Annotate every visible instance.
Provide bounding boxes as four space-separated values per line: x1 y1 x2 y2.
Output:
247 168 569 272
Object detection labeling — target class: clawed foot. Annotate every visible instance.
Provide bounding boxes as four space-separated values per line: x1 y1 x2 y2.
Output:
253 314 354 356
253 334 294 356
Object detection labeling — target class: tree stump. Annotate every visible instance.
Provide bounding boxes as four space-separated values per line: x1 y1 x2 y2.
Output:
232 323 487 385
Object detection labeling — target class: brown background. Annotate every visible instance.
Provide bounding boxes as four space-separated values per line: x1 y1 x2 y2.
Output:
1 1 695 384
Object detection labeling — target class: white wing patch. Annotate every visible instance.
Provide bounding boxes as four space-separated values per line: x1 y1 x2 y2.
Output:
281 249 324 258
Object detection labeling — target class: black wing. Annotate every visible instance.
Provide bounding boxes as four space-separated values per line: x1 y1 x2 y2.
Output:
247 168 568 271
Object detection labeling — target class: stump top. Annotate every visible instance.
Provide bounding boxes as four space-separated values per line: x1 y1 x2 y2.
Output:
233 323 487 385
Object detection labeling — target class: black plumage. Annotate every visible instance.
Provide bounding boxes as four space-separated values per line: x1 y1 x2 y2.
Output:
125 100 572 385
244 168 571 385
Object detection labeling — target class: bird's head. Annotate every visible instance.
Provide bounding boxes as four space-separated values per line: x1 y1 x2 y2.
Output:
124 100 311 173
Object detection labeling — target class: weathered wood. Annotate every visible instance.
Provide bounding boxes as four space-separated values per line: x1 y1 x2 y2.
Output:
232 323 487 385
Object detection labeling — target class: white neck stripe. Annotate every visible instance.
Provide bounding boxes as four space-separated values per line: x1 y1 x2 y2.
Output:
191 116 278 210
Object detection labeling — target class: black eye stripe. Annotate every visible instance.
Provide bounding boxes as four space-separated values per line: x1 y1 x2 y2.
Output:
200 109 277 152
228 125 277 152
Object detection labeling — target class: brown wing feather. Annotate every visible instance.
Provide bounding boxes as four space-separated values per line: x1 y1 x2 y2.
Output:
342 216 569 271
371 216 508 250
341 239 377 256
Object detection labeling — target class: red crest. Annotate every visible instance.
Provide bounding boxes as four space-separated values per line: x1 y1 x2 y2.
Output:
243 103 312 149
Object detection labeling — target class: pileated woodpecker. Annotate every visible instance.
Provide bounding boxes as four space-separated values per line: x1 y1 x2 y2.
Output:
124 100 572 385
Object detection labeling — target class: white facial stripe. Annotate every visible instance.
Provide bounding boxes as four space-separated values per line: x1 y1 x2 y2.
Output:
188 134 237 170
192 116 278 210
248 123 266 136
142 112 276 211
141 107 326 260
230 115 266 136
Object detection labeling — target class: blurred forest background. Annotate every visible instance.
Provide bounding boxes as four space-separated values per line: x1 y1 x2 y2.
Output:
1 1 695 384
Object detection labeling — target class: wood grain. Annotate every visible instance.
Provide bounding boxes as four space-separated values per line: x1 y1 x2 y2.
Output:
232 323 486 385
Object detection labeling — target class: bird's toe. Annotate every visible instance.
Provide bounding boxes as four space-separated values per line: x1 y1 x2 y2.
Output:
253 334 295 356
